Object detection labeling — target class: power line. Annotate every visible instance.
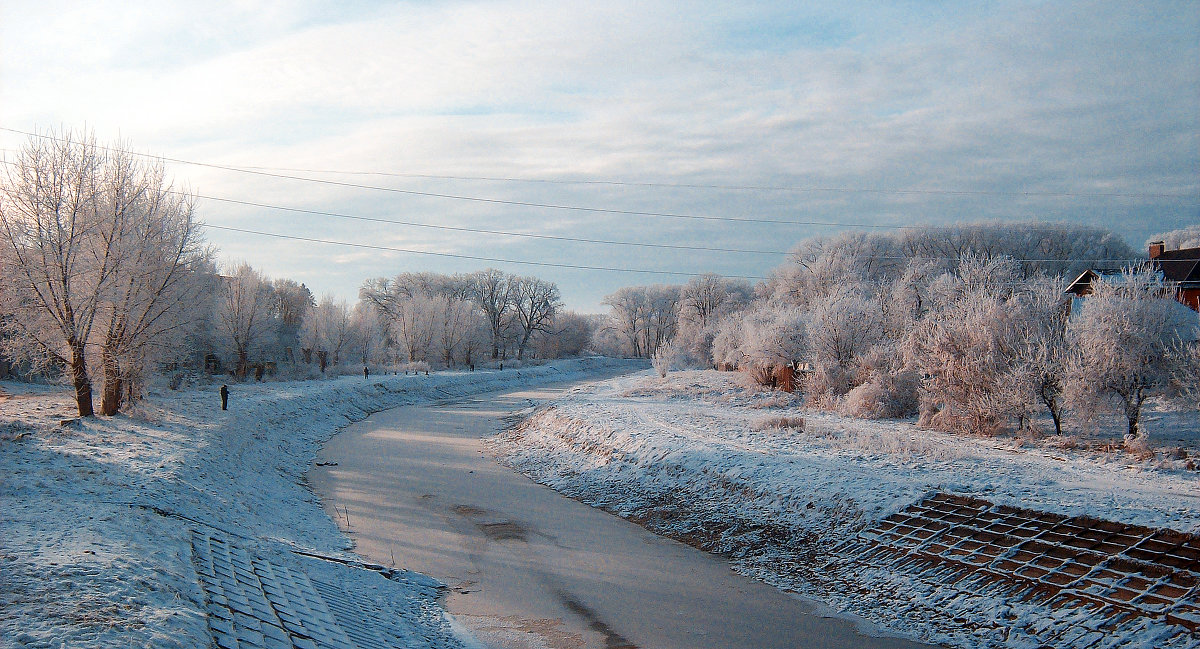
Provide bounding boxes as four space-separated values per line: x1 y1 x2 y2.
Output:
200 223 769 280
0 153 1156 262
191 193 791 255
198 192 1146 262
3 127 1194 202
0 130 906 229
211 166 1200 201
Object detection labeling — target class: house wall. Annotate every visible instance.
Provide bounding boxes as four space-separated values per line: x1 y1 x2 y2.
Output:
1180 288 1200 312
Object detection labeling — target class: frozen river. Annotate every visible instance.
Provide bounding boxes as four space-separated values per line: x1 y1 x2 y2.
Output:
310 377 935 649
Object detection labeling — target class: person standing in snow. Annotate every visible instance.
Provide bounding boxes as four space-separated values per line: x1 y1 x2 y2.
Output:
220 384 229 411
364 366 369 379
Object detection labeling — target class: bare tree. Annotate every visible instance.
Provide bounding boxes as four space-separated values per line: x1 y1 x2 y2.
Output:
350 302 386 366
531 310 594 359
433 296 481 367
301 295 352 371
215 263 276 379
93 148 212 414
469 268 516 360
391 294 439 363
0 129 108 416
273 278 314 364
602 285 681 358
511 276 561 360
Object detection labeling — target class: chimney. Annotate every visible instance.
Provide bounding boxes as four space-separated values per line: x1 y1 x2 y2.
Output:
1149 241 1165 259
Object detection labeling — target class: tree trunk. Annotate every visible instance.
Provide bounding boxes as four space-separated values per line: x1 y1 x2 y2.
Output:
69 342 94 417
1124 385 1145 438
517 330 532 361
100 349 122 416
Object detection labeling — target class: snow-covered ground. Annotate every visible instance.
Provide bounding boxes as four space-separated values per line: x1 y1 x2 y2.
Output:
0 357 639 649
490 368 1200 648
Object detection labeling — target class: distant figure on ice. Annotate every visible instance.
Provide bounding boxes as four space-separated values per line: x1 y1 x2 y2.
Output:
220 384 229 411
364 366 369 379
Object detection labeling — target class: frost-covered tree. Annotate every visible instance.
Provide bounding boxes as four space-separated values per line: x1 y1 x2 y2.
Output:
1065 267 1197 439
766 222 1136 310
804 289 885 403
350 302 386 366
1002 278 1071 434
300 295 352 371
1148 226 1200 251
0 129 206 415
92 148 212 414
390 294 439 363
904 258 1028 435
676 274 752 363
737 305 807 375
602 284 680 358
432 296 482 367
709 311 746 370
652 340 681 378
468 268 516 360
0 129 108 415
839 342 920 419
215 263 276 378
1170 329 1200 411
511 276 561 360
273 278 314 364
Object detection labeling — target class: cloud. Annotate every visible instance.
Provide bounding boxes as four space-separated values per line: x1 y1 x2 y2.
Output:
1 0 1196 311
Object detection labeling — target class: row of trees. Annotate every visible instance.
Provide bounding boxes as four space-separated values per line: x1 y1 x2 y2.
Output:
601 224 1197 440
358 269 580 365
0 130 597 417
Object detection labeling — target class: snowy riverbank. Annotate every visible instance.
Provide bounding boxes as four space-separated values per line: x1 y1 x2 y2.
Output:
0 357 640 648
490 368 1200 648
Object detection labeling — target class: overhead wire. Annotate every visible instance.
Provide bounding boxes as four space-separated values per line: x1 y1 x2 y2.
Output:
0 157 1162 266
199 223 770 280
208 166 1199 201
0 129 1182 282
2 129 1192 201
6 127 1193 237
190 193 792 256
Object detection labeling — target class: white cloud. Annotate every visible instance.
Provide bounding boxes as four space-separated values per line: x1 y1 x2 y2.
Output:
1 0 1196 311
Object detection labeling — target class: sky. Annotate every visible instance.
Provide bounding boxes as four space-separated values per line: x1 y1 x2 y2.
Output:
1 0 1197 312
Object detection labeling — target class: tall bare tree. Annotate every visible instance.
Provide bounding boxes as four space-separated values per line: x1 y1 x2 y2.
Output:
0 129 109 416
300 295 352 371
215 263 275 378
469 268 516 359
511 276 561 360
93 148 211 414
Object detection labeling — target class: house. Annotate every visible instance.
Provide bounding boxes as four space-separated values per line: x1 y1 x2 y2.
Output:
1149 240 1200 311
1065 241 1200 313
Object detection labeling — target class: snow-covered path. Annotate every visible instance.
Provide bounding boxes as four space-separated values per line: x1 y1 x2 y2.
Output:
310 381 935 649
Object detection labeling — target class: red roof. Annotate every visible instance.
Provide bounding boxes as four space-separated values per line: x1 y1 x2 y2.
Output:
1153 247 1200 286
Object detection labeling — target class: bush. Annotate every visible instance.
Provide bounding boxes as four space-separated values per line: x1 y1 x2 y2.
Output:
652 341 680 378
751 415 806 431
839 371 920 419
